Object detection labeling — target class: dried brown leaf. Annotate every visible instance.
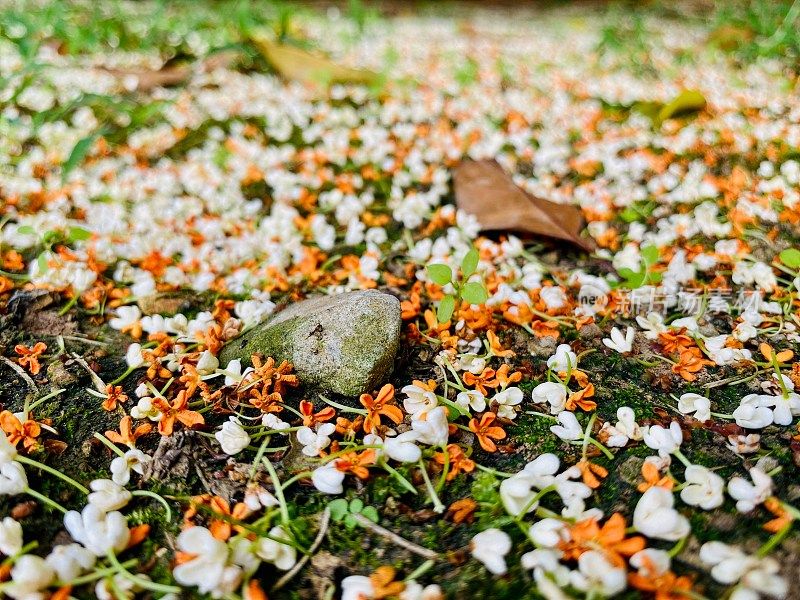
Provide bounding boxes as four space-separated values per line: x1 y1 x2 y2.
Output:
453 159 594 252
105 51 239 92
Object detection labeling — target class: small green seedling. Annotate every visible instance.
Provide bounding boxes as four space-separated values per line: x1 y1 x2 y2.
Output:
426 247 489 323
15 224 92 274
328 498 379 530
779 248 800 270
615 244 661 289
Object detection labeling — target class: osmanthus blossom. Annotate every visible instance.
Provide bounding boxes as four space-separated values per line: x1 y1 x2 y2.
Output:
547 344 577 373
0 516 22 556
64 504 130 556
569 550 627 597
0 462 27 495
520 548 572 597
700 542 787 600
727 468 773 513
677 393 711 422
3 554 55 599
531 381 568 415
493 386 523 420
45 542 96 581
255 526 297 571
470 528 512 575
602 326 635 354
455 389 486 413
642 422 683 457
296 423 336 457
550 411 582 441
87 478 132 512
172 527 242 598
636 312 668 339
598 406 641 447
401 382 438 417
410 406 449 447
680 464 725 510
383 431 422 463
732 395 774 429
214 417 251 455
633 487 690 541
110 448 151 485
311 462 345 494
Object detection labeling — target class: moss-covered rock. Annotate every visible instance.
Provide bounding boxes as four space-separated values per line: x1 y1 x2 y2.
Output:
220 290 401 397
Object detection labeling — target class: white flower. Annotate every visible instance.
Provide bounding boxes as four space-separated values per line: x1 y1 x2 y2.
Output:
87 479 131 512
633 486 690 541
600 406 642 448
569 550 627 597
0 462 28 495
636 312 667 339
531 382 568 415
4 555 54 599
680 465 724 510
384 431 421 463
678 393 711 422
0 431 17 464
767 392 800 427
455 389 486 413
528 518 569 548
255 526 297 571
550 411 582 441
411 406 449 447
215 417 251 455
470 528 511 575
311 462 345 494
95 573 141 600
630 548 671 578
244 484 279 511
130 397 162 421
400 581 443 600
540 286 567 310
296 423 336 457
0 517 22 555
726 433 761 455
64 504 130 556
173 527 242 598
493 386 523 420
262 413 291 431
733 395 774 429
547 344 577 372
401 383 438 417
109 305 141 332
125 343 145 369
499 454 561 516
642 421 683 456
196 350 220 375
733 321 758 342
341 575 375 600
602 326 634 353
700 542 787 599
728 468 773 513
45 543 96 581
110 449 151 486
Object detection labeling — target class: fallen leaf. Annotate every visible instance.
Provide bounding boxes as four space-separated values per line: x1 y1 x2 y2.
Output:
453 159 594 252
251 33 377 87
105 50 239 92
655 89 707 125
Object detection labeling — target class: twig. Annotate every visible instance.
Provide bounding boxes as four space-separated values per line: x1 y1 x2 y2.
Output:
0 356 38 393
351 513 438 560
71 352 107 393
272 507 331 592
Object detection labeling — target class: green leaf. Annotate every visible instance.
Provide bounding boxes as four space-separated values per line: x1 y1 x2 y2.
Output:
349 498 363 514
360 506 379 523
655 90 706 125
328 499 349 521
62 131 100 181
779 248 800 269
460 281 488 305
16 225 35 236
426 263 452 286
461 248 479 278
623 270 647 289
36 252 49 274
67 226 92 242
437 294 456 323
344 514 358 530
640 244 659 265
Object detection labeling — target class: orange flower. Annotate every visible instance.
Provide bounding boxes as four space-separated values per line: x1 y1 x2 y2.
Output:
335 449 376 479
566 383 596 411
102 384 128 411
14 342 47 375
760 343 794 365
183 494 251 541
335 415 364 438
637 461 673 493
105 416 152 447
763 497 792 533
469 412 506 452
576 459 608 489
244 580 269 600
152 390 205 436
446 498 478 524
360 384 403 433
463 367 498 395
369 566 405 599
494 364 522 388
560 513 645 567
0 411 41 451
672 350 713 382
299 399 335 427
433 444 475 480
629 552 694 600
487 330 515 357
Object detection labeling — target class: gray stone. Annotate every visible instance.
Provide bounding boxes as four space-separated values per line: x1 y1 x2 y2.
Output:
219 290 401 397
